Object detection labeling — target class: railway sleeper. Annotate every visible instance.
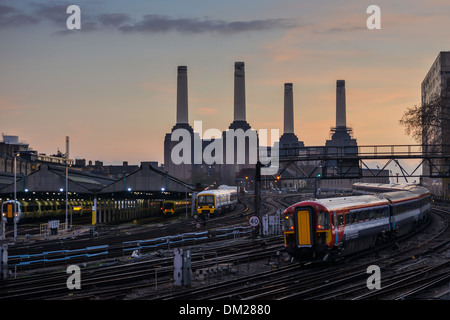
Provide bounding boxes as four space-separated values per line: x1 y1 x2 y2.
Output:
195 263 236 281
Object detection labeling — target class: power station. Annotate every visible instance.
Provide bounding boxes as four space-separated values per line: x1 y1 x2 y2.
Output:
163 62 364 186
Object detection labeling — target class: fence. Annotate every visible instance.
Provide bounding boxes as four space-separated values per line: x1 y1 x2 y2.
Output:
122 231 209 254
8 245 109 268
7 226 260 270
122 226 253 254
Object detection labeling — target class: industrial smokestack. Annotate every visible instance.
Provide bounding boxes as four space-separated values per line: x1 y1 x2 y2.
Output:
336 80 346 128
176 66 188 124
234 62 246 122
284 83 294 134
65 136 69 159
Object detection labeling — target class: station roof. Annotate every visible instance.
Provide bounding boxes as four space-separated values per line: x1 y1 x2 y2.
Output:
0 163 193 195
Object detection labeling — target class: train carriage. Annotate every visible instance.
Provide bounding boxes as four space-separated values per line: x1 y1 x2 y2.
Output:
1 200 23 224
162 200 190 215
284 183 431 262
195 186 237 219
284 195 391 261
382 187 431 236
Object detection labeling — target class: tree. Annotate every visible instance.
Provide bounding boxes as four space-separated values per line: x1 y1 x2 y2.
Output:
399 96 450 147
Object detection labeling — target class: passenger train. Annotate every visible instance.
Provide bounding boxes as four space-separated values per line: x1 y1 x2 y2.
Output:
284 183 431 262
1 199 94 224
162 200 190 215
1 200 23 224
352 182 419 195
195 185 238 219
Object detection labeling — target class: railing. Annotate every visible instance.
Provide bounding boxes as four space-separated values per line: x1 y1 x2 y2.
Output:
8 226 255 270
122 231 209 253
278 144 450 161
8 245 109 267
40 222 67 235
122 227 253 254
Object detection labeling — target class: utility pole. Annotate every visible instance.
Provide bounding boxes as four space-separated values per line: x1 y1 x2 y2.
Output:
65 136 69 230
255 161 262 236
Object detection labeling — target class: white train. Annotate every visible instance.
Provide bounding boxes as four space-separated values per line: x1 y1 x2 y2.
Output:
195 185 238 219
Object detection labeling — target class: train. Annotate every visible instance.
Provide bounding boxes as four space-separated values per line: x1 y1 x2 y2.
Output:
1 200 23 224
1 199 94 224
284 183 431 262
162 200 190 215
195 185 238 219
352 182 419 194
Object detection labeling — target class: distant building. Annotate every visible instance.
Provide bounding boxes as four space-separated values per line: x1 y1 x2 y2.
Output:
164 63 258 186
0 135 35 175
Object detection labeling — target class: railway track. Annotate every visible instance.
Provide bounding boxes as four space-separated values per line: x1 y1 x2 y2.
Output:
0 236 284 300
146 206 450 300
6 198 253 271
0 193 303 300
6 192 301 273
10 192 437 301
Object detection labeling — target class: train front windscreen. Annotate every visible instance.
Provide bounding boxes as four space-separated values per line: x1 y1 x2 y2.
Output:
198 195 214 206
163 202 174 210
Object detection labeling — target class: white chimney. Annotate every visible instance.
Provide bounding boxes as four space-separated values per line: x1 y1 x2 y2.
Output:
176 66 188 124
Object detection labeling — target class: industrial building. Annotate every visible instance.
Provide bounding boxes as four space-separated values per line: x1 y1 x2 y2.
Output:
162 62 389 189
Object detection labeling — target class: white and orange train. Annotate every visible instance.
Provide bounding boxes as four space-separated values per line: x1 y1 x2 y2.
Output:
283 183 431 262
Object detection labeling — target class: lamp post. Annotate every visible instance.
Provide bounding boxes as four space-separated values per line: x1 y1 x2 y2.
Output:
65 136 69 230
65 164 68 230
14 153 19 242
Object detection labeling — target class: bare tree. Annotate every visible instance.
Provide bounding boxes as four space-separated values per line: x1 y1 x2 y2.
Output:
399 96 450 148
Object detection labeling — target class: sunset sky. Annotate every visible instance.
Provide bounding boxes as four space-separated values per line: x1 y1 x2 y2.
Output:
1 0 449 167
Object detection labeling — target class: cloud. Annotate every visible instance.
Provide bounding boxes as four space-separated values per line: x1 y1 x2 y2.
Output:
32 3 68 26
118 14 295 34
98 13 132 28
0 4 40 27
0 1 295 35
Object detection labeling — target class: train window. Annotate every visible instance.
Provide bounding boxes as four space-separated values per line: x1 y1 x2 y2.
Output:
198 195 214 205
284 214 294 231
352 212 358 223
345 213 350 225
317 211 330 229
163 202 174 209
360 211 366 221
369 210 375 220
376 208 382 219
338 214 344 226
